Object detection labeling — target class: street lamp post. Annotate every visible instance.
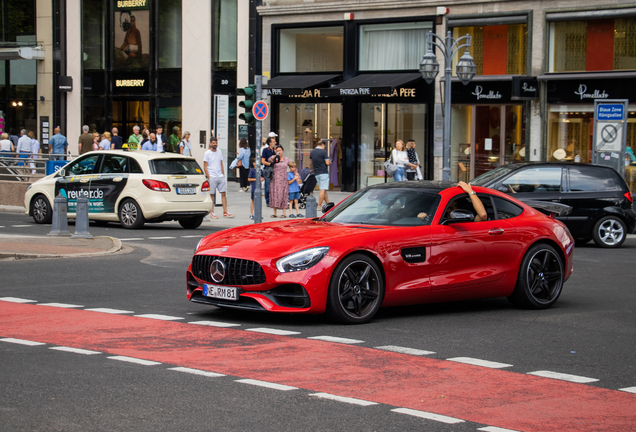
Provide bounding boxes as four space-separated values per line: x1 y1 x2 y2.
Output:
420 31 476 182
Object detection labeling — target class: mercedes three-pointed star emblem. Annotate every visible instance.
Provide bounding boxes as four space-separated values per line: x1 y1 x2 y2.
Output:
210 259 226 283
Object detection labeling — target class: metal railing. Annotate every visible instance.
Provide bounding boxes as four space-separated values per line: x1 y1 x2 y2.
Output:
0 151 75 181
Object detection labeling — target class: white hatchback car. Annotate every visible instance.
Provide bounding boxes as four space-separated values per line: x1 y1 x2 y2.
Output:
25 150 213 229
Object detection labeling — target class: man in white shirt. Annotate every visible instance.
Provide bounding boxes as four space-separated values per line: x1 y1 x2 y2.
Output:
203 137 234 219
16 129 32 168
155 125 165 152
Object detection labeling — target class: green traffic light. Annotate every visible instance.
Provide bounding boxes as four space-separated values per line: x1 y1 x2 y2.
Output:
237 84 257 126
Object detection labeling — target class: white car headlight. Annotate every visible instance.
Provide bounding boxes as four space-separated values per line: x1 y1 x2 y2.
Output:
276 247 329 273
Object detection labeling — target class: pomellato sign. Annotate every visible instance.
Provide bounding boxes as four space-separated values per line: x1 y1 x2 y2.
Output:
451 79 513 104
574 84 609 100
472 85 502 100
545 77 636 104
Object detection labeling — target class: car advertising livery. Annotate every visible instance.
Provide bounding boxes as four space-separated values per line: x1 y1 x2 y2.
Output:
54 175 128 214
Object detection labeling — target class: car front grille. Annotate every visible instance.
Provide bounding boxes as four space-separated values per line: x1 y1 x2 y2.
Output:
191 254 266 286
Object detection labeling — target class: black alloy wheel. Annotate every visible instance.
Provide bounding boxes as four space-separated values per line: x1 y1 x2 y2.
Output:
31 195 52 224
118 198 145 229
327 253 384 324
509 243 564 309
592 216 627 248
179 216 204 229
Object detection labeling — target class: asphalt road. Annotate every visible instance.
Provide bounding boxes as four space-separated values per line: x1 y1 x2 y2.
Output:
1 212 635 431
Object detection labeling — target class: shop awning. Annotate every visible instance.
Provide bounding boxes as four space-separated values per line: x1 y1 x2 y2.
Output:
0 46 44 60
538 71 636 80
320 73 423 97
263 74 340 96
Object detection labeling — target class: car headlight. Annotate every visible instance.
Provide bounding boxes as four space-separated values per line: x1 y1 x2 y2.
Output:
194 238 204 254
276 247 329 273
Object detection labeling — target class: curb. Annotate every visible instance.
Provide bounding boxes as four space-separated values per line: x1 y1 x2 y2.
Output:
0 236 123 261
0 206 27 215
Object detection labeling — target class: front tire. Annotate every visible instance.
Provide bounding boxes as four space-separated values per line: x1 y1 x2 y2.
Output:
179 216 204 229
592 216 626 248
508 243 563 309
326 253 384 324
31 195 52 224
118 198 145 229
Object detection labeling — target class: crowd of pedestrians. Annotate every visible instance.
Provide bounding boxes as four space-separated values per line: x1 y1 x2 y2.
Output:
0 129 43 174
77 124 191 155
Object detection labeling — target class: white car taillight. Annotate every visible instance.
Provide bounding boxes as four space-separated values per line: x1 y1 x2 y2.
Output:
142 179 171 192
201 180 210 192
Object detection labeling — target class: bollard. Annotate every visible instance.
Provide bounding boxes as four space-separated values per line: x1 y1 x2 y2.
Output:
305 194 317 219
71 196 93 239
48 193 71 236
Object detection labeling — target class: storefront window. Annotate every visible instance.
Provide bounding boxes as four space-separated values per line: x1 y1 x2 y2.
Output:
451 103 526 181
359 103 426 187
1 0 35 43
278 102 343 188
452 24 527 75
279 27 343 73
214 0 236 69
82 0 105 70
158 104 182 152
549 18 636 72
359 22 432 71
158 0 182 69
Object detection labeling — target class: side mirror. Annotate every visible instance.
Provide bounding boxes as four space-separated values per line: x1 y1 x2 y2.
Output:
444 209 474 224
322 202 335 213
498 186 509 193
56 169 66 178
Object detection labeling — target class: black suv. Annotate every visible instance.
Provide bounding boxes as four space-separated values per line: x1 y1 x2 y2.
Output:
472 163 636 248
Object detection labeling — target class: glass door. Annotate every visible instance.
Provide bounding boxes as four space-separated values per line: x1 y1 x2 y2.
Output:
112 99 150 149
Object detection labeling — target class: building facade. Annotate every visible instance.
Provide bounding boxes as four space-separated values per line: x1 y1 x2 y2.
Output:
257 0 636 192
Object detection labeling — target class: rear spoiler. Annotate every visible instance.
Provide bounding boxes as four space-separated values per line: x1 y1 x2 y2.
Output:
520 200 572 218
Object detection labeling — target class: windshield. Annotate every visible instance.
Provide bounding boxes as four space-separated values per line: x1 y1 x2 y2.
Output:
471 165 518 186
322 187 440 226
149 158 204 175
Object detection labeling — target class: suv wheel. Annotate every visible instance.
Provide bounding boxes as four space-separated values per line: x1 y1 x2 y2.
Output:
592 216 626 248
119 199 145 229
179 216 204 229
31 195 52 224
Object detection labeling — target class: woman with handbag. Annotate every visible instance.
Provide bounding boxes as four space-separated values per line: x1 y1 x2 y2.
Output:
179 131 192 156
237 138 251 192
391 140 409 182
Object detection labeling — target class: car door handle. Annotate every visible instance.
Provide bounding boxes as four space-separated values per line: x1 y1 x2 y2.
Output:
113 177 123 182
550 199 561 202
488 228 505 235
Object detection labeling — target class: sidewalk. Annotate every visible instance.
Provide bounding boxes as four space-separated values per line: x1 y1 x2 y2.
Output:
0 234 123 261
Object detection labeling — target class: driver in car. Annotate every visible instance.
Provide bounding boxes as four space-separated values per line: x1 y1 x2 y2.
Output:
419 181 487 222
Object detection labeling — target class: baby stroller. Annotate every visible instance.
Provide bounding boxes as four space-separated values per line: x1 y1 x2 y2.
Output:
298 167 317 209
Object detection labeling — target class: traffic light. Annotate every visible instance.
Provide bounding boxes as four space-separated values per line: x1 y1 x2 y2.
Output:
237 84 257 126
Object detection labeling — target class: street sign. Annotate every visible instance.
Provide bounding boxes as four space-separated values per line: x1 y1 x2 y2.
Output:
596 122 623 152
593 99 628 174
253 100 268 121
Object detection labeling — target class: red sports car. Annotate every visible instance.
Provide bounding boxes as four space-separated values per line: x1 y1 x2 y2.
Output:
187 181 574 323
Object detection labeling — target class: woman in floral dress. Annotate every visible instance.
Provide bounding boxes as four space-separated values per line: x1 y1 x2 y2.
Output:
268 144 290 217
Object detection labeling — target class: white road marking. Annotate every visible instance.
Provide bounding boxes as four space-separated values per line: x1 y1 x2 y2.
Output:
309 393 378 406
235 379 297 391
307 336 364 344
119 238 144 241
107 356 162 366
168 367 225 378
447 357 513 369
38 303 84 308
0 338 45 346
181 235 203 238
11 225 32 227
189 320 241 328
246 327 301 336
527 370 599 383
618 387 636 394
50 346 101 355
85 308 134 314
0 297 37 303
0 225 4 228
134 314 184 321
478 427 521 432
391 408 464 424
148 236 176 240
376 345 435 356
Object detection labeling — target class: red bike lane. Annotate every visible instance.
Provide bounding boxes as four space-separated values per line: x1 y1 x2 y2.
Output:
2 301 635 431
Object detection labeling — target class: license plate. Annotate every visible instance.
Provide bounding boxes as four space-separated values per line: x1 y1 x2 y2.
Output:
177 187 196 195
203 284 238 301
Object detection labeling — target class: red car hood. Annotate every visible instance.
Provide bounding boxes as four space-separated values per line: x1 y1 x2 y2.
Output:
197 220 379 258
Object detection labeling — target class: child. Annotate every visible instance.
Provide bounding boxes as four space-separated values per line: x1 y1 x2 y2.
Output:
247 158 262 220
287 161 303 218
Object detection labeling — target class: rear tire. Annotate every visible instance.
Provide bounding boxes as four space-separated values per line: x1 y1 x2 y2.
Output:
118 198 145 229
508 243 563 309
31 195 52 224
326 253 384 324
179 216 204 229
592 216 626 248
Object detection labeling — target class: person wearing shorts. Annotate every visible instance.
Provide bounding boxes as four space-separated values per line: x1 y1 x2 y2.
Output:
287 161 303 218
203 137 234 219
310 140 331 210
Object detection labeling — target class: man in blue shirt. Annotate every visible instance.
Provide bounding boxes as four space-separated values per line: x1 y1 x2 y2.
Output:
48 127 68 160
